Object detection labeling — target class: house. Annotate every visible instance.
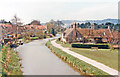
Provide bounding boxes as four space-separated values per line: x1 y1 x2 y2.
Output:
0 26 2 46
61 22 119 44
24 25 47 37
30 20 41 25
0 24 25 39
0 25 2 39
25 25 47 31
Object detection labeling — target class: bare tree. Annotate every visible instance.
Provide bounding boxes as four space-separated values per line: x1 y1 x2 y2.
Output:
11 15 23 42
11 15 22 25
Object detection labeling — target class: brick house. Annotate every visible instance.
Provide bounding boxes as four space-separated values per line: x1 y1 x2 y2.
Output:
61 23 119 44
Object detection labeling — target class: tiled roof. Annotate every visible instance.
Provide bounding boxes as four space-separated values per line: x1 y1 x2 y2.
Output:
112 31 120 39
25 25 47 30
64 28 115 39
64 28 74 37
0 24 12 27
77 28 113 39
37 25 47 30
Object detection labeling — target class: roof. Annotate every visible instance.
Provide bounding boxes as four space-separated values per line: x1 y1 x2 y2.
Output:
77 28 100 38
37 25 47 30
63 28 74 37
112 31 120 39
63 27 115 39
25 25 47 30
77 28 113 39
0 24 12 27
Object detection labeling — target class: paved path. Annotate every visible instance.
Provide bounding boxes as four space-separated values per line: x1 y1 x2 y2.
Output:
51 40 119 76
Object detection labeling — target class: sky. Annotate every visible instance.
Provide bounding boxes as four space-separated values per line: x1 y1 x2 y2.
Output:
0 0 119 24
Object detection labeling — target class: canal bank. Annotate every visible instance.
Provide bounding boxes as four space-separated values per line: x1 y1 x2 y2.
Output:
46 40 110 75
16 38 80 75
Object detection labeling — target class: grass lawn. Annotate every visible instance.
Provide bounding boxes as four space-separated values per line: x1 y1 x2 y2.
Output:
56 41 71 48
56 41 118 71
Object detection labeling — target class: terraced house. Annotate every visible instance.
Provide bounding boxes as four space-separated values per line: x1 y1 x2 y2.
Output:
61 23 120 45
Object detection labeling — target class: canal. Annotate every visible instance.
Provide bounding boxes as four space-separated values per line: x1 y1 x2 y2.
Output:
16 38 80 75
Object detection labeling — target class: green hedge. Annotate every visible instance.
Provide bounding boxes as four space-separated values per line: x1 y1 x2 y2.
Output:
71 43 110 49
30 37 39 40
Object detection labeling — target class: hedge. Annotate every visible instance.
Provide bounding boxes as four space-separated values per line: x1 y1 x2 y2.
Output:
30 37 39 40
71 43 110 49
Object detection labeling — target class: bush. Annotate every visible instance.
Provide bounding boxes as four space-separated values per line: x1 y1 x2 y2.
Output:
10 44 18 48
71 43 110 49
30 37 39 40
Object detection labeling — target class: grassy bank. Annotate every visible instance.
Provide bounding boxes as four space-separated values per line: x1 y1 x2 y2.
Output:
1 45 22 76
56 41 118 71
0 50 2 77
46 40 108 75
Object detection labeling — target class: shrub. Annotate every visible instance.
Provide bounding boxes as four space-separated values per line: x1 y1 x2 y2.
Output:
71 43 110 49
30 37 39 40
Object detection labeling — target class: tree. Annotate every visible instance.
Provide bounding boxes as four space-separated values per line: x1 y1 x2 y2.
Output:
11 15 22 26
56 20 64 26
45 19 57 33
11 15 23 41
51 28 55 36
105 22 112 26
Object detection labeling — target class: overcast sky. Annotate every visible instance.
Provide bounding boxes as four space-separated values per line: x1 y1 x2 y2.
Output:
0 0 119 24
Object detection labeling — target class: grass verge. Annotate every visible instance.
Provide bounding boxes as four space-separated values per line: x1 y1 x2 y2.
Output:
1 45 22 76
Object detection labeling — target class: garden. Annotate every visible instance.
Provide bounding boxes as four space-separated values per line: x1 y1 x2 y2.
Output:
56 40 118 71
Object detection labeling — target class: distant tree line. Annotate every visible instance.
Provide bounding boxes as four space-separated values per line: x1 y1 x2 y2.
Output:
45 19 66 36
77 22 120 32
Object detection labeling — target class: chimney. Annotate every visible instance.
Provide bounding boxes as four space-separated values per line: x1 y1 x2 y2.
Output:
71 25 73 28
73 22 77 29
108 26 113 38
91 24 94 29
108 26 110 30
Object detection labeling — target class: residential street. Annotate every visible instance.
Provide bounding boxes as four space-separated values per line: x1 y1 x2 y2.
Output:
51 40 119 76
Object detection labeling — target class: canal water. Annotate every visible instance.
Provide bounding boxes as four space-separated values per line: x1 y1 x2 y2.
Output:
16 38 80 75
